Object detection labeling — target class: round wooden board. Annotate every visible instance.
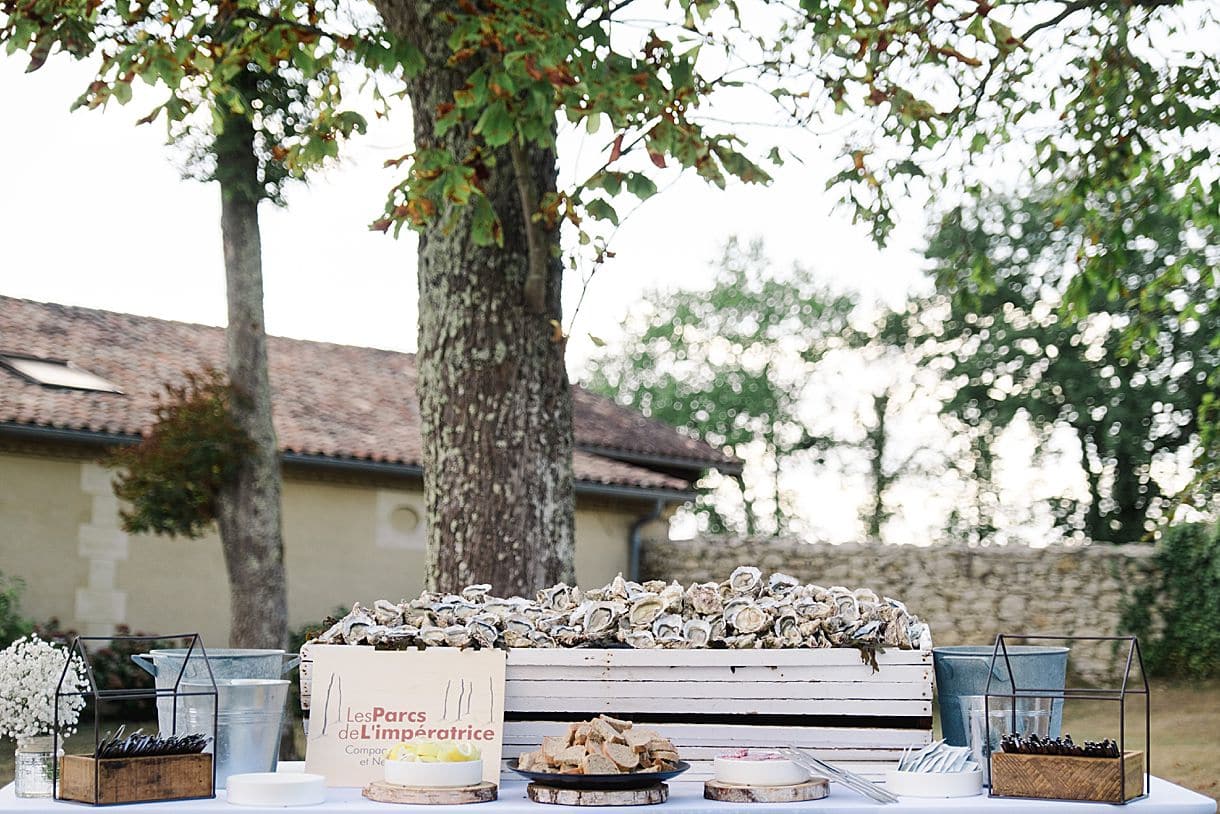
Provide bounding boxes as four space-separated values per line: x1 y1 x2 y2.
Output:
527 782 668 806
703 779 830 804
363 780 498 805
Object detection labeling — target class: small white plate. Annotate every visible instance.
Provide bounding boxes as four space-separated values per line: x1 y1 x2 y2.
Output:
885 768 984 798
227 772 326 806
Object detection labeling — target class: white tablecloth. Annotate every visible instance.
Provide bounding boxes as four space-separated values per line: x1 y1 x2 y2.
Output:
2 778 1213 814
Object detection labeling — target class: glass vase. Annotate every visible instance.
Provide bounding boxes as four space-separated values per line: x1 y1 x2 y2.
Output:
14 735 58 799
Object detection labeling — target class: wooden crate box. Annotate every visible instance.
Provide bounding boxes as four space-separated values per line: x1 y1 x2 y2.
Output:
991 751 1145 804
300 642 933 782
58 753 213 805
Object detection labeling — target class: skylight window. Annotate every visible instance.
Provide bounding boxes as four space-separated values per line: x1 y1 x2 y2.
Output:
0 355 123 394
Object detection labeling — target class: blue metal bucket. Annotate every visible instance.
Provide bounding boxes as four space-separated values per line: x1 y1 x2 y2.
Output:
933 645 1069 746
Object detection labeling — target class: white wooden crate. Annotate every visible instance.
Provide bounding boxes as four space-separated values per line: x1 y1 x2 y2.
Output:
299 643 933 783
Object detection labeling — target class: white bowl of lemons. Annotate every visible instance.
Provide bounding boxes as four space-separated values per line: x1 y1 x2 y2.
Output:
384 741 483 788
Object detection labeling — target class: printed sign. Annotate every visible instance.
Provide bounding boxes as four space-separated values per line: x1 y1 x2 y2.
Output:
304 645 507 786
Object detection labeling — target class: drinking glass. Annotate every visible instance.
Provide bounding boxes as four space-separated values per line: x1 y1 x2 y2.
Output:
960 695 1052 785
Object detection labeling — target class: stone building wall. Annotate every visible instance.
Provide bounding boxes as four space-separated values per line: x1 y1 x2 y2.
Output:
642 538 1159 684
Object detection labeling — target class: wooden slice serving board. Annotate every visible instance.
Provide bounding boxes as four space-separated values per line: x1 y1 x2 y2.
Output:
363 781 497 805
527 783 668 806
703 779 829 804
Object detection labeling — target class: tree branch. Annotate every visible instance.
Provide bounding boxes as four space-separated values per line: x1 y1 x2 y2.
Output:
509 139 549 315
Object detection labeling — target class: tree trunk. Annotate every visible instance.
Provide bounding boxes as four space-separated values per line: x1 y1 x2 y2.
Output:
375 0 576 595
864 393 890 542
213 103 288 648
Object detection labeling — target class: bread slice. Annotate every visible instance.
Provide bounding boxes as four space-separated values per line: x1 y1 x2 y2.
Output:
541 735 568 760
603 742 641 771
590 718 622 744
556 745 588 766
517 751 538 770
598 714 633 733
624 729 655 750
582 753 620 775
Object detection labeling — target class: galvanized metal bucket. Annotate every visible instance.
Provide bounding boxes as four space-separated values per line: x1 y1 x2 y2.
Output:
933 645 1069 746
178 679 289 788
131 648 298 736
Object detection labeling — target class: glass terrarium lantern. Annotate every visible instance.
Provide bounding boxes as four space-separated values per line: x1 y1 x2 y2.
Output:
53 633 219 805
985 634 1150 805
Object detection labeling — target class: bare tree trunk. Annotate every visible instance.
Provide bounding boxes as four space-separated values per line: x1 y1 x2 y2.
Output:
865 393 890 542
375 0 575 595
213 104 288 648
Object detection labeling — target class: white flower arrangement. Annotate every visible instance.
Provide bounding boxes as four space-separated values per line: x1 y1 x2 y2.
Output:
0 635 90 741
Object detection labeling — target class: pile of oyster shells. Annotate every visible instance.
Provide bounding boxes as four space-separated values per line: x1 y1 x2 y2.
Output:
311 567 929 651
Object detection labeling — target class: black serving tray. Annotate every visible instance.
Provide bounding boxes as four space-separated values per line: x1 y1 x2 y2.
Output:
508 761 690 790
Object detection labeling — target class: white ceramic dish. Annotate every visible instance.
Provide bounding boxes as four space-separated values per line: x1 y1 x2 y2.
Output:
713 754 811 786
384 759 484 788
226 772 326 807
885 768 984 798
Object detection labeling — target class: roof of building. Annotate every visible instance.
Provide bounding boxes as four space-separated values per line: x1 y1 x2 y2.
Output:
0 296 738 496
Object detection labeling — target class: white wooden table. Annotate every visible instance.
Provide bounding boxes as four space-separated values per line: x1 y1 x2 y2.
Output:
2 778 1213 813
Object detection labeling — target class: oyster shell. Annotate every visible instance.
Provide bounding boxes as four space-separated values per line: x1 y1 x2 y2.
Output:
342 605 374 643
774 609 801 644
685 582 723 615
502 630 533 648
373 599 403 627
683 618 712 648
462 584 492 602
652 613 683 639
418 625 447 646
628 593 665 627
317 619 344 644
443 625 472 648
582 602 622 637
768 572 800 596
505 613 536 636
624 630 657 648
726 633 758 649
728 565 763 595
725 599 769 634
467 619 499 647
538 583 576 611
529 631 557 648
659 582 685 612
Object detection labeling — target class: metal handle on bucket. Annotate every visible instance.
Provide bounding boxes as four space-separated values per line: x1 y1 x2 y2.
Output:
282 654 300 674
941 654 1010 684
131 653 157 677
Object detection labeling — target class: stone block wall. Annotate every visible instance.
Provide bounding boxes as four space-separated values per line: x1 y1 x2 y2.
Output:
641 538 1159 684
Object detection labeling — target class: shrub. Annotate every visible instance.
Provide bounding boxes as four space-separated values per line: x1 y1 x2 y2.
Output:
0 572 31 646
1122 522 1220 678
109 368 251 538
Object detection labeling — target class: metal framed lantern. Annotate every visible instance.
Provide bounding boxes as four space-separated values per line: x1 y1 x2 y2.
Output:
53 633 219 806
984 634 1149 805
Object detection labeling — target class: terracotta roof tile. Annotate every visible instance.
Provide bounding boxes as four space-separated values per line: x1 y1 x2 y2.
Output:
0 297 732 492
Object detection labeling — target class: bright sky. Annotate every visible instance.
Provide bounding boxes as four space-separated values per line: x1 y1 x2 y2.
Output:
0 47 1063 546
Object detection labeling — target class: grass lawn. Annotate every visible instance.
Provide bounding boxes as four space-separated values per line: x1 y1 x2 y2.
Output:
2 682 1216 802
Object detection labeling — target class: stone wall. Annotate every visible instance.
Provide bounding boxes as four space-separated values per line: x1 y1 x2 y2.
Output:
642 538 1159 683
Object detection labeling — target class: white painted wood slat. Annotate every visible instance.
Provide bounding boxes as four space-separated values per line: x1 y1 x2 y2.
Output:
506 679 930 701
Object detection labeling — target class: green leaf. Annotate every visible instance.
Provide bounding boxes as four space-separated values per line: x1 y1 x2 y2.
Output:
585 198 619 225
626 172 659 200
474 102 514 147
